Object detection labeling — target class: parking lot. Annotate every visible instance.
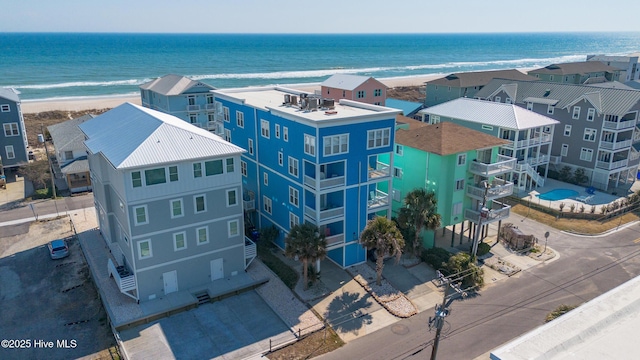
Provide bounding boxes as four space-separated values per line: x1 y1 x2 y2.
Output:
0 217 115 360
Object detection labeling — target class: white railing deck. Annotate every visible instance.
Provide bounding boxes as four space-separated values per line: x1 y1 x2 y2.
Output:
326 233 345 246
511 133 552 148
469 155 516 176
303 174 346 190
464 202 511 224
107 258 136 292
368 162 390 180
368 189 389 209
603 119 635 130
600 139 632 151
187 104 200 112
305 205 345 221
596 159 629 170
466 181 514 200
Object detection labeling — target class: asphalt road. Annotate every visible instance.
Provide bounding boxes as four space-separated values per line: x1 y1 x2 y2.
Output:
0 194 94 224
319 215 640 360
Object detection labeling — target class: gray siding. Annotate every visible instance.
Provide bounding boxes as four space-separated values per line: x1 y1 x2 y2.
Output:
0 97 28 168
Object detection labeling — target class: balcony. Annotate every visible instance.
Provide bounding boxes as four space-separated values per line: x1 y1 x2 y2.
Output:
205 103 216 111
603 119 635 130
187 104 200 112
466 179 514 201
243 191 255 212
305 205 344 222
469 155 516 177
549 155 562 165
464 201 511 225
600 139 632 151
245 237 257 269
368 161 390 180
509 133 552 148
326 233 345 247
518 154 550 167
368 189 389 210
304 174 345 190
596 159 629 170
107 258 137 300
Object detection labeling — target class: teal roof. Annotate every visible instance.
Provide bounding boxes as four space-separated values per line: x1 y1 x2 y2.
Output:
385 98 423 116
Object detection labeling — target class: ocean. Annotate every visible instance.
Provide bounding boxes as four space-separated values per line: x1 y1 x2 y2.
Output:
1 32 639 101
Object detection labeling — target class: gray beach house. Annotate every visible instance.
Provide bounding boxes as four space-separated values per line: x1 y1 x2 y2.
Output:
80 103 251 303
0 88 29 170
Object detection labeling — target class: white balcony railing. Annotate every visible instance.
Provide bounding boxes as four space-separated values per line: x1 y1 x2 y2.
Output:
368 189 389 209
464 202 511 224
187 104 200 112
107 258 137 299
511 133 552 148
305 205 345 221
600 139 632 151
205 103 216 111
466 180 514 200
596 159 629 170
603 119 635 130
368 161 390 180
549 155 562 165
304 174 346 190
244 237 257 269
469 155 516 177
326 233 345 246
518 155 550 167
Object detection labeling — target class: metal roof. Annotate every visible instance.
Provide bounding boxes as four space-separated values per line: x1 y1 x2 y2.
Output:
528 61 622 75
139 74 216 96
320 74 383 91
420 98 559 130
522 97 559 105
79 103 244 169
0 88 20 103
385 99 423 116
426 70 538 87
48 114 95 153
476 79 640 116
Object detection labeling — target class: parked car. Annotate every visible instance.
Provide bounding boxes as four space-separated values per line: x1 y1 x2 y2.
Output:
48 239 69 259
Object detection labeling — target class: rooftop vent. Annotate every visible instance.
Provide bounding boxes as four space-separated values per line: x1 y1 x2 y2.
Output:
543 89 551 97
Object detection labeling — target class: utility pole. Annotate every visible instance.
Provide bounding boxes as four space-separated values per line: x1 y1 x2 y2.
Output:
40 124 56 199
470 181 489 260
429 270 470 360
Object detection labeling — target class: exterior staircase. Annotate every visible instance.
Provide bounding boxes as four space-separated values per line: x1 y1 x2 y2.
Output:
195 292 211 305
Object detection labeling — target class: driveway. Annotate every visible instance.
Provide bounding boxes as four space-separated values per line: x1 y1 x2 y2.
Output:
118 290 294 360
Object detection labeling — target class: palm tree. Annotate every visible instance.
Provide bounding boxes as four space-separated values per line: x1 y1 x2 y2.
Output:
397 188 441 257
360 216 405 286
285 223 327 290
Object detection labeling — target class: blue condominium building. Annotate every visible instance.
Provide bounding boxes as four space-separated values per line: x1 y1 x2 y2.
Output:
213 86 401 268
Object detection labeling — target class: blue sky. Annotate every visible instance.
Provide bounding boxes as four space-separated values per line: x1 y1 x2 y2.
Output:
2 0 639 33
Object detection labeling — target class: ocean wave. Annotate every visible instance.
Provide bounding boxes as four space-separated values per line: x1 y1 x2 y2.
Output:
8 78 153 90
21 92 140 103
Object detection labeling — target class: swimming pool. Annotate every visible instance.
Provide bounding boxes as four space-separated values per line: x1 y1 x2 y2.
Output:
538 189 579 201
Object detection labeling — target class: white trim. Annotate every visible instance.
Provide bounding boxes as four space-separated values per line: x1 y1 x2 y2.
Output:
457 153 467 166
196 226 209 245
137 239 152 260
228 219 240 237
323 134 349 156
133 205 148 226
0 104 10 112
367 128 391 149
173 231 187 251
4 145 15 159
170 198 184 219
283 126 289 142
3 123 19 136
455 179 465 191
263 196 272 214
275 124 281 138
304 134 316 156
226 188 238 207
194 194 207 213
288 156 299 177
236 110 244 128
289 186 299 207
261 119 270 138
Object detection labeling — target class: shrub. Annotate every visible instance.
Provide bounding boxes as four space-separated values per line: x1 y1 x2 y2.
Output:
559 203 565 212
545 304 578 322
590 205 596 214
573 168 588 185
579 205 585 213
569 204 575 213
257 247 298 289
559 166 573 183
600 206 607 214
476 242 491 257
421 247 452 270
442 253 484 290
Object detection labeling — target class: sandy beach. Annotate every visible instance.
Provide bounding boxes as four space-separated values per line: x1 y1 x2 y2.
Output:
19 75 442 114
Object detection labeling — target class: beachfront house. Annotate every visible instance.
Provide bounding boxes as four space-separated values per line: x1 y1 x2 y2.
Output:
587 54 640 82
424 69 538 107
418 98 559 192
320 74 388 106
47 114 94 193
139 74 222 135
387 118 514 248
527 61 622 85
79 103 251 303
0 88 29 170
475 79 640 191
212 86 401 268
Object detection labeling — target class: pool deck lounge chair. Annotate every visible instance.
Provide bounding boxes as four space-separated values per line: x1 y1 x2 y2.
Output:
576 195 594 203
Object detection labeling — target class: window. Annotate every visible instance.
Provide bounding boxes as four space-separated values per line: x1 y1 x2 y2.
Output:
543 126 551 133
131 171 142 188
236 111 244 128
138 240 152 259
3 123 19 136
189 114 197 124
455 179 465 191
505 98 512 104
170 199 183 218
64 151 73 160
227 189 237 207
452 202 463 216
226 158 234 173
494 96 501 103
173 232 187 251
248 139 254 155
261 120 270 138
241 160 247 177
275 124 281 138
1 104 10 112
169 166 178 182
561 144 569 157
572 106 581 119
224 129 231 142
145 168 166 185
583 128 597 142
278 151 283 166
188 96 195 106
323 134 349 156
357 90 366 98
206 94 214 104
289 186 299 207
194 195 206 213
133 206 148 225
289 212 299 229
304 134 316 156
526 102 533 110
394 167 403 179
481 125 493 131
263 172 268 185
288 157 299 177
580 148 594 162
263 196 272 214
367 128 391 149
193 163 202 178
564 125 572 137
457 154 466 166
196 227 209 245
392 189 402 202
395 144 403 156
550 75 554 81
547 105 554 115
587 108 595 121
283 127 289 141
374 89 382 97
228 220 240 237
430 115 440 124
205 159 223 176
223 107 230 122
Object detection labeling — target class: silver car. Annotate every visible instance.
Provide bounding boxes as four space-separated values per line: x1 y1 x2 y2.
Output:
48 239 69 259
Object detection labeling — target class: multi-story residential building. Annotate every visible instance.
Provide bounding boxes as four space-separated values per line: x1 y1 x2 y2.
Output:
424 69 538 107
527 61 622 84
212 86 401 268
139 74 221 135
418 98 559 191
476 79 640 191
587 54 640 82
388 118 514 248
79 103 251 303
320 74 387 106
47 114 94 193
0 88 29 170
